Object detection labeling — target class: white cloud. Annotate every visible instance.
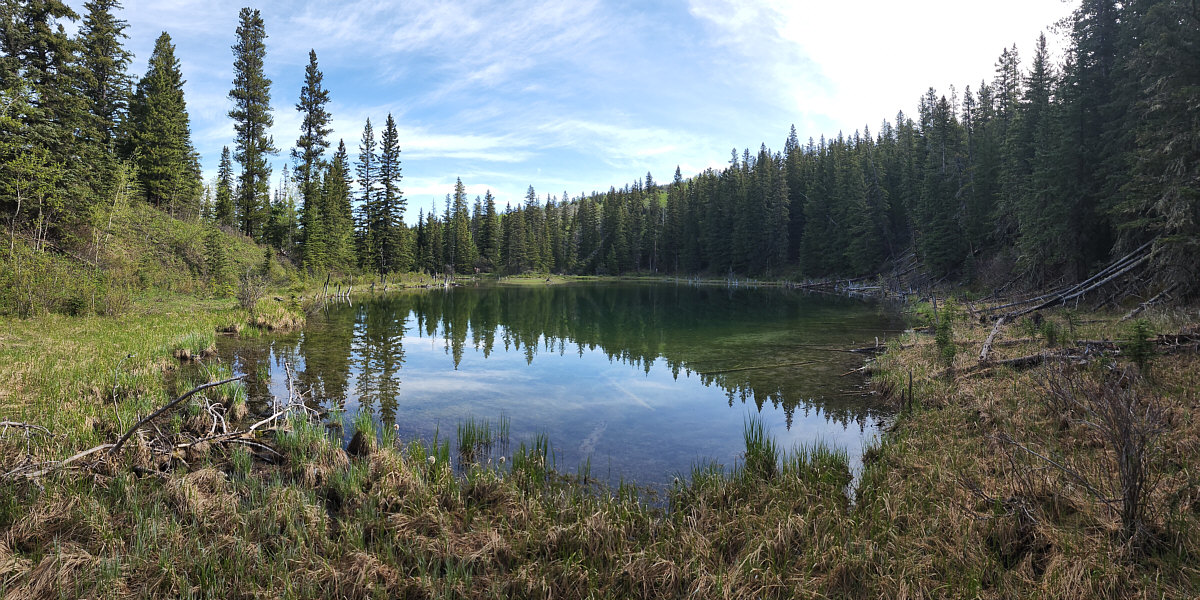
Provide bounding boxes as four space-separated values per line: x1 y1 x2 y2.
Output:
688 0 1078 136
71 0 1084 210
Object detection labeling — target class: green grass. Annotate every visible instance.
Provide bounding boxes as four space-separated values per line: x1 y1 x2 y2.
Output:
2 261 1199 598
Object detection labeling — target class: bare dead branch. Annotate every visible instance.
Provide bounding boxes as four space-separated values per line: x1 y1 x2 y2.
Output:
0 421 51 437
110 376 245 455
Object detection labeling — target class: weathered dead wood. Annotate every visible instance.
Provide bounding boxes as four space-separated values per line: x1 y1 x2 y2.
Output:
984 241 1155 319
1010 253 1150 318
1121 284 1178 322
951 352 1060 379
700 360 817 376
110 376 245 455
785 344 864 354
840 363 876 377
993 353 1053 370
994 338 1040 348
5 364 322 482
20 444 115 479
0 421 51 436
979 316 1007 362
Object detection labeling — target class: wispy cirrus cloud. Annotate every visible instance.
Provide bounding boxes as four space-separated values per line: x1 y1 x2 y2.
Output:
71 0 1079 209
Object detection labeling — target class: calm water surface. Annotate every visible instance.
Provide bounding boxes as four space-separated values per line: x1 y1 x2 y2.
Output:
217 282 905 489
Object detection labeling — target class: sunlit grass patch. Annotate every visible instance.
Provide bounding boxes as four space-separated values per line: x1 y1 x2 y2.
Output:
168 331 216 361
249 297 305 331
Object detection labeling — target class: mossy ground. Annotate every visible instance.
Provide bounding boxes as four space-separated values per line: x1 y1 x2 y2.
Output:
1 294 1198 598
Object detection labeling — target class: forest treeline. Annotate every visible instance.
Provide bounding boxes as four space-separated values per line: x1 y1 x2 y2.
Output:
2 0 1198 309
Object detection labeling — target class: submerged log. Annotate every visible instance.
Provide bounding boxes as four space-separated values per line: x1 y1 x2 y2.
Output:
700 360 817 376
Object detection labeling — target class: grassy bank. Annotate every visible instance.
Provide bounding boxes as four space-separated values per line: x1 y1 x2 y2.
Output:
1 291 1198 598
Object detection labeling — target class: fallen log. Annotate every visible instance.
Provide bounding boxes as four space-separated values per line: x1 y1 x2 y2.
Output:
1121 283 1178 322
993 353 1051 370
979 316 1007 362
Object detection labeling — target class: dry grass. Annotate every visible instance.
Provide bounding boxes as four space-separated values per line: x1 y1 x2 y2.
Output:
1 299 1198 598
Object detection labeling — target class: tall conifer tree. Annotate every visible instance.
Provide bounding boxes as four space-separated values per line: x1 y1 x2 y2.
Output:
374 113 406 273
450 178 475 274
294 49 332 271
354 118 377 270
130 32 201 215
213 146 235 227
78 0 131 152
228 7 274 240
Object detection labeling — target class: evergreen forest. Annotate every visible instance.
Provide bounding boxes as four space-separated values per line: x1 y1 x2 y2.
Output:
3 0 1199 314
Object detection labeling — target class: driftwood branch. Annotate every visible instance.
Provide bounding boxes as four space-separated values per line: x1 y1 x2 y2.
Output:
1120 283 1178 322
979 316 1007 362
0 421 51 436
109 376 245 455
22 444 115 479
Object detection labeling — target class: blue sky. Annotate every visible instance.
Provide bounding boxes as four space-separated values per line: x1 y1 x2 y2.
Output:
71 0 1077 215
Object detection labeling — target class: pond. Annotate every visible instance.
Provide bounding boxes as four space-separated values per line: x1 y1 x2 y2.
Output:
217 281 906 490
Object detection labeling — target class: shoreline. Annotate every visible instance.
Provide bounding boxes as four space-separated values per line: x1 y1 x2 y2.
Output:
1 287 1196 597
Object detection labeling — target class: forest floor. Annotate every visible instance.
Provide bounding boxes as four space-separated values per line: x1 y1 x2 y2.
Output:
1 287 1198 598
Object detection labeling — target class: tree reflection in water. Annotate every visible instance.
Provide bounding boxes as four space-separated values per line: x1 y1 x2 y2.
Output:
218 282 905 487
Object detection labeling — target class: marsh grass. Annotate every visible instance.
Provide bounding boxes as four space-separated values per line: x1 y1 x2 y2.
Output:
455 415 511 465
741 415 778 481
2 296 1198 598
169 331 216 361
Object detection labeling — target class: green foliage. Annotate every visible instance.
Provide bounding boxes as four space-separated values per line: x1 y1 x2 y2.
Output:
372 113 407 273
230 446 252 477
295 50 332 273
79 0 133 150
229 7 275 241
213 146 235 228
1122 318 1155 373
128 32 201 216
204 227 230 291
934 300 958 368
742 415 778 481
1040 319 1061 348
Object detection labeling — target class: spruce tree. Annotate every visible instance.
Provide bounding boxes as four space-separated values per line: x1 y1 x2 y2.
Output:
1118 0 1200 294
479 190 500 271
213 146 235 227
450 178 475 274
78 0 131 152
354 118 377 270
375 113 406 273
294 49 332 272
426 201 444 273
229 7 275 240
3 0 98 235
1058 0 1122 276
129 32 201 215
265 165 297 254
322 140 354 271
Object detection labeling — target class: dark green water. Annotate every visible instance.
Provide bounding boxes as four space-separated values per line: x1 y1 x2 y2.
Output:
217 282 905 489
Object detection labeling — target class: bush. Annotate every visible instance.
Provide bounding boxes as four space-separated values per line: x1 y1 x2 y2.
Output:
237 271 266 312
1015 364 1167 547
934 299 960 368
1123 318 1155 373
